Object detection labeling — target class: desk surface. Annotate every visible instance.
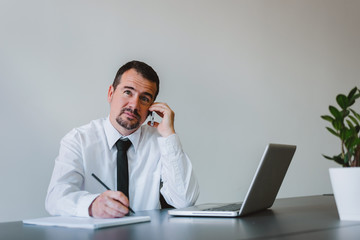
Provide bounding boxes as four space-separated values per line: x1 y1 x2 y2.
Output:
2 195 360 240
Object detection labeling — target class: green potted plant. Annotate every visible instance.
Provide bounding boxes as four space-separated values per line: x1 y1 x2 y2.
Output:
321 86 360 166
321 86 360 220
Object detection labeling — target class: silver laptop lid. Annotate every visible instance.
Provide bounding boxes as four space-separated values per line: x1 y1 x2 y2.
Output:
239 143 296 216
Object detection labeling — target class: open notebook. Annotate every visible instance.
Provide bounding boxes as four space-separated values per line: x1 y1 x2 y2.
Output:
169 143 296 217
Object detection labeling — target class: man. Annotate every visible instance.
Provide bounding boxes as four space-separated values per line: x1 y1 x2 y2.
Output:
45 60 199 218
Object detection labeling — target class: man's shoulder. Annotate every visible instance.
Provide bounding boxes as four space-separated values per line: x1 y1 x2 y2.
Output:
63 118 107 140
77 118 106 132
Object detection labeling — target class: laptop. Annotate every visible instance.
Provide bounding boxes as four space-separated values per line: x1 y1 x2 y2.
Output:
168 143 296 217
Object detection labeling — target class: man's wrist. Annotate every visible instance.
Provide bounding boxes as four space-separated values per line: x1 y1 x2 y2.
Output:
161 129 176 138
75 193 100 217
88 195 102 217
88 206 93 217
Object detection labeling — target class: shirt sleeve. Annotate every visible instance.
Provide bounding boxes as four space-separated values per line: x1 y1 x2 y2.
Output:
45 129 99 217
157 134 200 208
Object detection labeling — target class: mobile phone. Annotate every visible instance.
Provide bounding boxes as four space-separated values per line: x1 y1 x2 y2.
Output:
150 111 154 126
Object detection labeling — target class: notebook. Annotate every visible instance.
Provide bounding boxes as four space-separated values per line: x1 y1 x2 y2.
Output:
168 143 296 217
23 215 151 229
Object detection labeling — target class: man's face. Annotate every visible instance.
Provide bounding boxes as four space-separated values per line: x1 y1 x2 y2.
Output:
107 69 157 136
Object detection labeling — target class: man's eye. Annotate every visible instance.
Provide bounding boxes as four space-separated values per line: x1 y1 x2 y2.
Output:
140 96 150 103
124 90 132 95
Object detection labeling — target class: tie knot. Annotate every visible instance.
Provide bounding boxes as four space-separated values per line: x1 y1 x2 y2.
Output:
115 138 132 152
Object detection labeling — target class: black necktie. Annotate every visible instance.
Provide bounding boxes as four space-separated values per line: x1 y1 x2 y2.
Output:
115 138 132 199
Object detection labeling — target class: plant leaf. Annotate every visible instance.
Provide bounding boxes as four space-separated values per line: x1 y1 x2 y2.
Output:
347 137 359 150
340 128 348 141
344 153 350 165
354 138 360 147
348 87 358 100
326 127 339 137
342 109 350 118
322 154 334 160
322 154 346 166
329 105 342 120
336 94 348 109
343 128 355 143
350 109 360 122
347 119 355 129
356 125 360 133
332 120 342 131
333 154 347 166
349 115 360 127
344 136 355 149
349 93 360 106
321 115 334 123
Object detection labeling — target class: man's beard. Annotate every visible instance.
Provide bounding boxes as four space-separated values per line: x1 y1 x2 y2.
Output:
116 108 141 131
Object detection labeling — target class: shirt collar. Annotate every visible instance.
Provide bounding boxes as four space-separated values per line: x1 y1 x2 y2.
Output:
104 116 141 152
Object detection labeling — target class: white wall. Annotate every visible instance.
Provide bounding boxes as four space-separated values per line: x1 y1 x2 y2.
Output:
1 0 359 222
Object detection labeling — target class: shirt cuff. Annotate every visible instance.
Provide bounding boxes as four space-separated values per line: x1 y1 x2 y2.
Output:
76 193 100 217
157 134 182 156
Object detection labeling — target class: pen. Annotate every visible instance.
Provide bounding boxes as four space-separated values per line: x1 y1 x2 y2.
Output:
91 173 135 214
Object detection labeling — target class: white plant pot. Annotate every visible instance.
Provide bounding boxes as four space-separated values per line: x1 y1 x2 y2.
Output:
329 167 360 221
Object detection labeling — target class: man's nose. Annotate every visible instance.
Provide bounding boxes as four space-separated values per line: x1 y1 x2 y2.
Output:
128 96 140 109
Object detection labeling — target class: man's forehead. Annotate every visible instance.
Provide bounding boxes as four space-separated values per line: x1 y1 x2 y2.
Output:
119 71 157 96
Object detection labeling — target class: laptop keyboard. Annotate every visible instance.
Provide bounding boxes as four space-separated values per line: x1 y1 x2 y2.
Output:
204 203 242 212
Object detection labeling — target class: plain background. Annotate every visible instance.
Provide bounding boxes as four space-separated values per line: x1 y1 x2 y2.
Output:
1 0 359 222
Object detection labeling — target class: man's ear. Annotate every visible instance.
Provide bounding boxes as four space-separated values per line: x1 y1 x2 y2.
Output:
107 85 114 103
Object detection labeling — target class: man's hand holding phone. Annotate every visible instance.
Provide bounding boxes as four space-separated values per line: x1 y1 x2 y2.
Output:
147 102 175 138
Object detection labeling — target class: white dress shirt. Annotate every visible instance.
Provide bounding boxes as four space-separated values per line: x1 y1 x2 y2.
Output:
45 117 199 217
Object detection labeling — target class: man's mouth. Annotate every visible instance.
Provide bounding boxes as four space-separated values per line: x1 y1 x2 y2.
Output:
121 108 140 121
124 111 137 119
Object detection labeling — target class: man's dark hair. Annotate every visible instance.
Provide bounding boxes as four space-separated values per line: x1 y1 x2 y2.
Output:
112 60 160 101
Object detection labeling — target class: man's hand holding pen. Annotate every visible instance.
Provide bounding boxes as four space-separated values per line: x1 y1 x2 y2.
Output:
89 173 135 218
89 190 131 218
